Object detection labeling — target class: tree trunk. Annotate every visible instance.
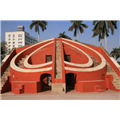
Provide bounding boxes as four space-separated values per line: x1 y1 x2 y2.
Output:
100 38 102 46
77 28 79 42
104 29 107 50
38 28 40 42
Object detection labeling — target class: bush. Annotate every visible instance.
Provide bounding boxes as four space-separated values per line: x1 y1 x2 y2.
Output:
117 61 120 65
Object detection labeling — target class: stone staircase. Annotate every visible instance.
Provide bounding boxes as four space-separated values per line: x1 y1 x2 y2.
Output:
0 65 10 90
16 55 29 68
16 57 26 68
52 41 65 94
89 54 105 92
89 54 100 67
55 41 62 79
13 56 28 94
106 62 120 89
52 83 65 94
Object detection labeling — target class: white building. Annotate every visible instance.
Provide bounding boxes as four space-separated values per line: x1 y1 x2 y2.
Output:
5 26 39 51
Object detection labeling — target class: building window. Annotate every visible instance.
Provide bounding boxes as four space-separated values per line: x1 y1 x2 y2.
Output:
13 42 15 44
18 38 22 40
46 55 52 63
13 34 15 37
64 55 70 62
9 39 11 41
8 34 11 37
13 45 15 47
18 42 22 44
18 45 22 47
8 42 11 44
18 34 22 37
8 45 11 47
13 39 15 41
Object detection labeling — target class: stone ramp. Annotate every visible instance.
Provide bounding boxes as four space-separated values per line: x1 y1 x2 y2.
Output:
53 41 65 94
106 62 120 89
55 41 62 79
1 65 10 90
89 54 100 67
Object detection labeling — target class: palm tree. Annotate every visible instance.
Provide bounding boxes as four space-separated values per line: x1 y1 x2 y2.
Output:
92 24 108 46
92 21 117 50
110 47 120 60
58 31 72 40
68 21 88 42
30 21 48 42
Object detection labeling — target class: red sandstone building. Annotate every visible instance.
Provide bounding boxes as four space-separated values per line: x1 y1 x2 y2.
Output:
1 38 120 94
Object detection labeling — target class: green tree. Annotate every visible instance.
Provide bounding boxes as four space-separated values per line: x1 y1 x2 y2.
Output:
58 31 72 40
30 21 48 41
117 61 120 65
92 25 109 46
75 39 78 42
110 47 120 60
0 41 8 60
68 21 88 42
92 21 117 50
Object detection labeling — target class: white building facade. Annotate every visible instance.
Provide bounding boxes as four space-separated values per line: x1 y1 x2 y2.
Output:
5 26 39 51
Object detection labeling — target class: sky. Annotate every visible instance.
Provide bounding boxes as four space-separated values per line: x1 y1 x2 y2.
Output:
1 20 120 54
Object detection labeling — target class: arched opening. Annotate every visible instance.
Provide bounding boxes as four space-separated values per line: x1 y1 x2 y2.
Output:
66 73 76 92
40 74 52 92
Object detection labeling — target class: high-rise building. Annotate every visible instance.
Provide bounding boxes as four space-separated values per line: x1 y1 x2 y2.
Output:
5 26 39 51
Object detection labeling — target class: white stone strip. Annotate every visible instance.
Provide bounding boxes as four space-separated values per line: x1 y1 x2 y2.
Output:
78 80 104 82
24 41 54 68
62 38 106 72
2 55 10 63
10 38 54 72
110 57 120 69
62 41 93 67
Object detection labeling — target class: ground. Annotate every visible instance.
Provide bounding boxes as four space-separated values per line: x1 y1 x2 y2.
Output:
1 89 120 100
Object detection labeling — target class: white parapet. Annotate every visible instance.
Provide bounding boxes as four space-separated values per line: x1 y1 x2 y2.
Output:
2 55 10 63
110 57 120 69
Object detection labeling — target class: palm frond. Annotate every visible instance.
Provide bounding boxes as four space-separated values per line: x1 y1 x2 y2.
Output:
41 21 48 25
81 24 88 28
92 32 99 38
79 26 84 33
35 24 39 32
93 21 98 25
74 28 77 36
68 24 75 31
111 21 117 29
30 21 37 29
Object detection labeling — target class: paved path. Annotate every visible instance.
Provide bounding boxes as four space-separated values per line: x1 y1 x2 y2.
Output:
1 90 120 100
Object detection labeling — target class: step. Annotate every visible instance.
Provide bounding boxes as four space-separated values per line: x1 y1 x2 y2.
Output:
0 82 4 90
13 88 21 94
53 87 63 92
94 85 105 92
25 55 29 58
96 89 105 92
52 83 63 87
113 83 120 87
113 81 120 83
16 84 24 89
94 85 101 89
22 58 26 60
115 85 120 89
113 78 120 81
13 85 24 94
3 73 10 76
1 79 7 82
51 91 65 94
